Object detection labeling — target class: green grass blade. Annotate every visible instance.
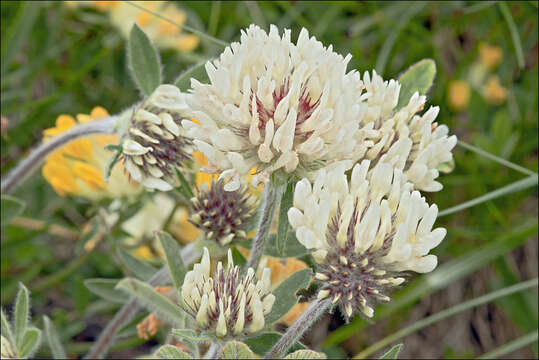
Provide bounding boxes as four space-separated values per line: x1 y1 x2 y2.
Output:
498 2 525 69
477 330 539 359
438 174 538 217
375 2 425 75
457 141 536 176
43 316 67 360
353 278 538 359
462 1 497 14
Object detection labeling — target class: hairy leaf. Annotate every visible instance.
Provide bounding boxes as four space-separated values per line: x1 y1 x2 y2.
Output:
173 61 209 91
14 283 29 349
159 231 187 291
379 344 403 359
244 332 305 355
128 23 161 96
266 269 312 324
396 59 436 110
43 316 66 359
18 327 41 359
1 195 25 227
155 345 193 359
284 349 327 359
84 279 129 303
219 341 256 359
117 249 157 281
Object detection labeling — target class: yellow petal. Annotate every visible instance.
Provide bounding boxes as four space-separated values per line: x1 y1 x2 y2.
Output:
56 114 76 128
72 161 106 190
90 106 109 119
136 11 153 27
447 80 470 111
42 161 78 195
133 246 154 260
63 139 93 161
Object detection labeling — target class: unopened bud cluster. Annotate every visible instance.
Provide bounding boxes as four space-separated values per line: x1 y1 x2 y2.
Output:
121 84 192 191
181 248 275 338
190 179 257 246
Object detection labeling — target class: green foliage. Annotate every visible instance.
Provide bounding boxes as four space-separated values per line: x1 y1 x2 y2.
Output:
14 283 29 348
128 23 161 96
219 341 256 359
117 248 157 281
18 327 41 358
284 349 327 359
275 180 295 256
43 316 66 360
159 231 187 291
171 328 210 343
84 278 129 303
155 345 193 359
266 269 312 324
174 61 209 91
116 278 185 327
244 331 305 355
264 232 310 258
379 344 403 359
396 58 436 110
1 195 25 227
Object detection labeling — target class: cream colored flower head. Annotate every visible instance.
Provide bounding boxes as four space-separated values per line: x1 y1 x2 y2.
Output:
183 24 376 191
181 248 275 338
360 71 457 192
121 84 193 191
288 161 446 319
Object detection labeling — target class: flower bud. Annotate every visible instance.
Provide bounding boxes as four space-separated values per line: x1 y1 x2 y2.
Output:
121 84 192 191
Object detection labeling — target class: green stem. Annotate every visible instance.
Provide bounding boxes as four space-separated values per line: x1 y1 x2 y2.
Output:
353 278 538 359
438 174 538 217
477 330 538 359
245 179 285 270
1 116 117 194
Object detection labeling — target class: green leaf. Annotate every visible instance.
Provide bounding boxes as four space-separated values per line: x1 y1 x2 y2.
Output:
230 247 247 267
155 344 193 359
396 59 436 110
379 344 403 359
104 145 123 182
173 61 209 91
128 23 161 96
116 278 185 327
117 249 157 281
43 316 66 360
14 283 29 349
244 332 305 355
219 341 256 359
264 232 310 258
1 309 14 346
18 327 41 359
1 195 26 227
175 168 194 200
158 231 187 291
84 279 129 303
266 269 312 324
171 328 210 342
284 349 327 359
276 181 295 256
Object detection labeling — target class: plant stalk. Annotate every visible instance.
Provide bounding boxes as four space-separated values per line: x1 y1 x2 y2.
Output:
265 297 331 359
1 116 118 194
85 243 199 359
245 180 284 270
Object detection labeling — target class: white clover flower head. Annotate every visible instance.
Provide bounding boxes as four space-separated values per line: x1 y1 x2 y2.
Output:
181 248 275 338
190 179 258 246
121 84 192 191
183 24 376 191
360 71 457 192
288 161 446 320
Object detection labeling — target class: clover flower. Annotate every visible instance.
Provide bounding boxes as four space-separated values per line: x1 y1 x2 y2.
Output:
181 248 275 338
189 179 257 246
359 71 457 192
42 107 141 200
183 24 376 190
121 84 193 191
287 161 446 319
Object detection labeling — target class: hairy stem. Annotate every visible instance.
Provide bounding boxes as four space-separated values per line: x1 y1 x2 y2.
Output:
265 298 331 359
246 180 284 270
1 116 118 194
86 243 200 359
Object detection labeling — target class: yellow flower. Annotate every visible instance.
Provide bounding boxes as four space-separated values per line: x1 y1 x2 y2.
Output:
42 107 141 200
483 75 508 105
71 1 199 52
448 80 471 111
479 42 503 70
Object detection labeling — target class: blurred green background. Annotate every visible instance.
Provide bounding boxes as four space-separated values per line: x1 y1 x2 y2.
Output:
1 1 538 358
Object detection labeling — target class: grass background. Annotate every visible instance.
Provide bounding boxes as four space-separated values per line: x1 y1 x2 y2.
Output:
1 1 538 358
